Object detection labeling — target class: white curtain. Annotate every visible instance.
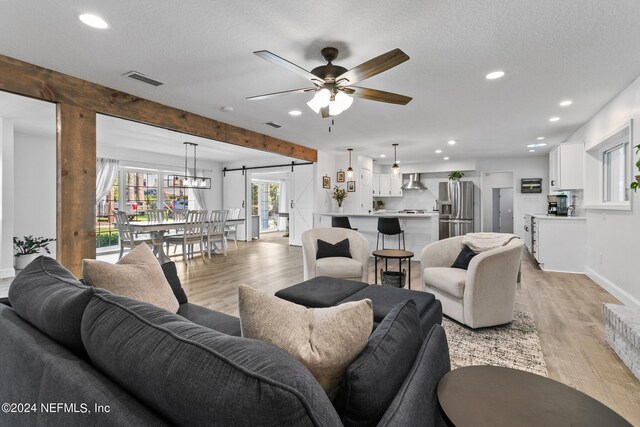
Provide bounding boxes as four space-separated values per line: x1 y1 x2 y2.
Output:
190 168 208 211
278 179 288 231
96 158 119 204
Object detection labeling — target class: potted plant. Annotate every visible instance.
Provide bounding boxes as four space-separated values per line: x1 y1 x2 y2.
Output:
13 235 56 271
448 171 464 181
332 186 348 212
630 144 640 192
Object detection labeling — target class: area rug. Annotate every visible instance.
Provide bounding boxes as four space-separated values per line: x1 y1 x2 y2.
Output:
442 311 548 377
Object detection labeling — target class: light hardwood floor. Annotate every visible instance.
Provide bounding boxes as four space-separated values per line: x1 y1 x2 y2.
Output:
171 233 639 424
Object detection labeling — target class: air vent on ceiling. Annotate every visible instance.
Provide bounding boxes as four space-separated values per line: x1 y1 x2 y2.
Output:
122 71 164 87
265 122 282 129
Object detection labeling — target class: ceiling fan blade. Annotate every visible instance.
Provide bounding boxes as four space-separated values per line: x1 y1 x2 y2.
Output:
321 106 330 118
246 87 316 101
335 48 409 86
253 50 324 85
345 86 412 105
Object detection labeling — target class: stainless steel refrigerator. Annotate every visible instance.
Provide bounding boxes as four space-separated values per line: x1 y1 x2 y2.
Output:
438 181 474 239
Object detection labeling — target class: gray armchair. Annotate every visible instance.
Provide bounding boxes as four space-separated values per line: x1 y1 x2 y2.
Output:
420 235 523 328
302 228 370 282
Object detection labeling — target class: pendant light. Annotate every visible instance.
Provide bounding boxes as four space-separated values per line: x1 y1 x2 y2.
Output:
346 148 354 179
391 143 400 176
168 142 212 189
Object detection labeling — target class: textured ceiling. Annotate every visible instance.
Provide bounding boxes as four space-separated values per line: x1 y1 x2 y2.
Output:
2 0 640 165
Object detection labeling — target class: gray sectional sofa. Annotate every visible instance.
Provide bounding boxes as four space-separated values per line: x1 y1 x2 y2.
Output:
0 256 451 426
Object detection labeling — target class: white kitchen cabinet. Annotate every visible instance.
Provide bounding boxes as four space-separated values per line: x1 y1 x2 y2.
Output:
372 173 402 197
372 173 380 196
531 215 586 273
549 143 583 191
390 174 403 197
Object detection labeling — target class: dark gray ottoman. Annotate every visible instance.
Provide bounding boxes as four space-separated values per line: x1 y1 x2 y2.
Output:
275 276 442 336
275 276 369 308
340 286 441 336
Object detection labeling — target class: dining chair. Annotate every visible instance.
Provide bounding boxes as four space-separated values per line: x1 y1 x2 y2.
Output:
163 210 207 261
225 208 241 250
113 211 155 259
206 210 228 258
146 209 166 222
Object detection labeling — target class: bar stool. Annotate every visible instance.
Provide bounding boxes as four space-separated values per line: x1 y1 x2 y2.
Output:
331 216 358 231
376 217 405 250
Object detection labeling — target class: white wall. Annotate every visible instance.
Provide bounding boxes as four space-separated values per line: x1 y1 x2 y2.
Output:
0 119 15 277
315 150 335 213
14 132 56 258
565 75 640 308
477 157 549 241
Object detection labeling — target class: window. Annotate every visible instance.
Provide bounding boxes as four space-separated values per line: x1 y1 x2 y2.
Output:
603 142 629 203
96 176 119 248
585 120 633 210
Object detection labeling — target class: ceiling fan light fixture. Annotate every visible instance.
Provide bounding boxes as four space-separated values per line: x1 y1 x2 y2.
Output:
307 88 332 113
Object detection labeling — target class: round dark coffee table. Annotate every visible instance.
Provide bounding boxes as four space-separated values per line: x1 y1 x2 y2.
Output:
437 365 631 427
372 249 414 289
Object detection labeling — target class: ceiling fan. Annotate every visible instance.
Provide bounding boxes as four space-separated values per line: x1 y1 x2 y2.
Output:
247 47 412 118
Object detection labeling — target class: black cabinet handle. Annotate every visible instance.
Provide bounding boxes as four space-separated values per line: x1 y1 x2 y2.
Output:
551 180 555 186
242 201 245 208
291 200 294 209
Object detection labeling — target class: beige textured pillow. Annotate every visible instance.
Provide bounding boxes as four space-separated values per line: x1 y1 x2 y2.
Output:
82 244 179 313
238 284 373 398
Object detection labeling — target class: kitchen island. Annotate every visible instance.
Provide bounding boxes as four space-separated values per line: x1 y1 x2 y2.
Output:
313 212 439 256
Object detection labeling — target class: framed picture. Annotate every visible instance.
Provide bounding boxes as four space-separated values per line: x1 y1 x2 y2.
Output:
347 181 356 192
322 175 331 189
337 170 345 182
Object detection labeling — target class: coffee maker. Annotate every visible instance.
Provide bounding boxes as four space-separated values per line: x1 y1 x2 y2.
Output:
547 195 558 215
556 194 568 216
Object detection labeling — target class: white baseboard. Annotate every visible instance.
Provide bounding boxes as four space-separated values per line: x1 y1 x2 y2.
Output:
0 268 15 279
586 267 640 310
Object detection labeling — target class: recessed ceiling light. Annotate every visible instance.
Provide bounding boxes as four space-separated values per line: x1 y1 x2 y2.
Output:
559 100 573 107
220 106 234 112
380 154 386 158
447 140 456 145
529 149 536 153
435 149 442 154
288 110 302 116
537 137 545 140
549 117 560 122
486 71 505 80
527 143 548 148
443 157 450 160
78 13 109 29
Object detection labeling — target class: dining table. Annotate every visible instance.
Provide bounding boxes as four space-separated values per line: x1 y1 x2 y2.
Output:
130 218 245 263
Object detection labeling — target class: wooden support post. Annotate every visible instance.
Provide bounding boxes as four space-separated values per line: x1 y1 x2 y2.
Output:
56 104 96 277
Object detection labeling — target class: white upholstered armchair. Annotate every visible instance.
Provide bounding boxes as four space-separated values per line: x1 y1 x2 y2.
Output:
420 235 524 329
301 228 370 283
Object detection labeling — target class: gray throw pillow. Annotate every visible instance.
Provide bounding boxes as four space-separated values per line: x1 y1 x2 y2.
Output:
81 292 341 426
334 299 424 426
8 256 99 358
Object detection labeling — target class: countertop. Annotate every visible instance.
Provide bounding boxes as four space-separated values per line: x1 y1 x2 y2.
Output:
318 211 439 218
528 212 586 220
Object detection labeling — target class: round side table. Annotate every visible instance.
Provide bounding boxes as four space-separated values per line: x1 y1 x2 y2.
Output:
372 249 414 289
437 365 631 427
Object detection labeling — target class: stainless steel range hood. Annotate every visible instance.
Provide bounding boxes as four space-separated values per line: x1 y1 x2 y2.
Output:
401 173 428 190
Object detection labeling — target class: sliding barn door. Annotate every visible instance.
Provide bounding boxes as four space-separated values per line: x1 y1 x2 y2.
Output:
222 170 247 241
289 164 314 246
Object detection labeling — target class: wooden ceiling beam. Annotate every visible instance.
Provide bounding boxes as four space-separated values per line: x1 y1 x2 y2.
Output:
0 54 317 162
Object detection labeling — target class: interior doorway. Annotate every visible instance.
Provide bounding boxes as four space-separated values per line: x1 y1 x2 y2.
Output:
481 171 514 233
492 188 514 233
